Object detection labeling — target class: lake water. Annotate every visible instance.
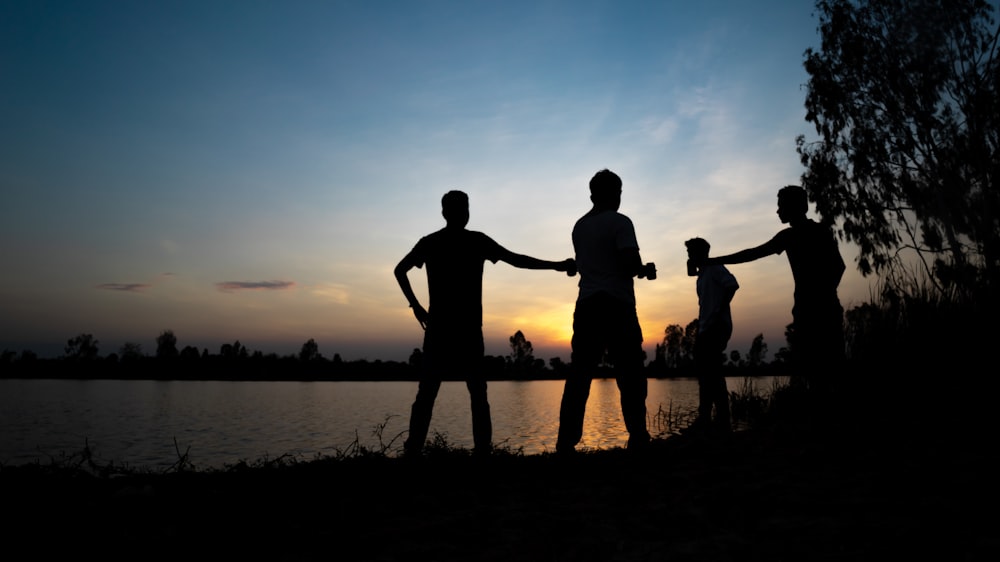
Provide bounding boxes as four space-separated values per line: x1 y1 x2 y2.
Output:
0 377 782 470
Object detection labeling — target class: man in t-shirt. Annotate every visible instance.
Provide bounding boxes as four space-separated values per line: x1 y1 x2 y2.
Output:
557 169 656 454
395 190 575 456
697 185 846 377
685 237 739 432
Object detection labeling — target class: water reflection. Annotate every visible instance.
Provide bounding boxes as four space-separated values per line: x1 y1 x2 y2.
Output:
0 377 781 469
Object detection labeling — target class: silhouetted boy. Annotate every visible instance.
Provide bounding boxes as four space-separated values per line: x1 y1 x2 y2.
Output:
395 190 575 456
685 237 738 432
557 169 655 454
698 185 845 379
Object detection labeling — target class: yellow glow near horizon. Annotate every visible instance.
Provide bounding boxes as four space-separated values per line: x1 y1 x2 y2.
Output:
507 304 577 348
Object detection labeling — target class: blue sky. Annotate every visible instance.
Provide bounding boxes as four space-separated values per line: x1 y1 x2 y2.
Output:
0 0 877 361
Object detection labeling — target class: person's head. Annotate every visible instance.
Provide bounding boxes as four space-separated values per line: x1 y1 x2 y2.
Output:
441 190 470 228
685 237 710 260
589 169 622 210
776 185 808 224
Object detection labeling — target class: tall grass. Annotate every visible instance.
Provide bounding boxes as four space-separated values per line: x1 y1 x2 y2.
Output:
650 400 697 437
650 376 791 436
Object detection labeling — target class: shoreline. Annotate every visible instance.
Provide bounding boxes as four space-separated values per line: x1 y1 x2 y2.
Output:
3 402 993 561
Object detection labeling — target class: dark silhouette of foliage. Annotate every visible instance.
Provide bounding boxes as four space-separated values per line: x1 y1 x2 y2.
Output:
507 330 534 364
407 348 422 368
299 338 320 362
747 333 768 368
681 319 699 362
782 322 797 364
797 0 1000 301
156 330 179 359
64 333 100 360
725 335 770 370
772 346 792 365
506 330 540 378
220 340 248 360
180 345 201 361
548 356 571 377
119 342 144 363
662 324 684 369
655 320 703 375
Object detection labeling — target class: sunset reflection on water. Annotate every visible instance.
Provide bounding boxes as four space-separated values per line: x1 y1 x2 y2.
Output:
0 377 782 468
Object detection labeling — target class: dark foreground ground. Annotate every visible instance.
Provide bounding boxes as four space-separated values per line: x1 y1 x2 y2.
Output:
2 387 996 561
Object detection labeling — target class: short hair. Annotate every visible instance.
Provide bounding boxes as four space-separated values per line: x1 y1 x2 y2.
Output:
777 185 808 214
589 169 622 200
685 237 710 255
441 190 469 213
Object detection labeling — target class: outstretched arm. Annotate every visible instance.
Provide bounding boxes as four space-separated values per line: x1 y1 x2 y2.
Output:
394 252 429 329
498 248 576 276
705 240 779 266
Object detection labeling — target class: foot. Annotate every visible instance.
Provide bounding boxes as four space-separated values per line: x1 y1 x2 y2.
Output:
555 442 577 456
627 432 650 451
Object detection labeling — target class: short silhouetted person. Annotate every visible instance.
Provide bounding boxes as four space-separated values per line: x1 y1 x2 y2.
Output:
395 190 575 456
557 169 655 454
698 185 846 382
685 237 738 432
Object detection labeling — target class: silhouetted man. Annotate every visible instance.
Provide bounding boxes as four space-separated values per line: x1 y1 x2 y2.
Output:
395 190 575 456
698 185 845 378
557 169 655 454
685 237 738 432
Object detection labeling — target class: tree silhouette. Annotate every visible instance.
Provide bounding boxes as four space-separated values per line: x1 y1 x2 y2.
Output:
797 0 1000 299
507 330 540 377
299 338 320 362
549 356 570 376
407 348 422 368
658 320 699 371
747 333 768 367
180 345 201 361
662 324 684 369
220 340 248 360
64 333 99 360
119 342 144 362
681 319 699 363
156 330 179 360
781 322 798 366
508 330 534 365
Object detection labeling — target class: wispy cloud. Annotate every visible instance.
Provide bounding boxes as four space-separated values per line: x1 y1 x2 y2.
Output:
96 283 151 292
310 283 351 305
216 280 296 292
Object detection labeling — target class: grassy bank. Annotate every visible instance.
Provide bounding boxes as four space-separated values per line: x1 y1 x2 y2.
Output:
2 375 994 561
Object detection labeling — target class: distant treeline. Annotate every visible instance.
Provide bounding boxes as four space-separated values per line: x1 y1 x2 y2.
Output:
0 329 790 382
0 353 789 382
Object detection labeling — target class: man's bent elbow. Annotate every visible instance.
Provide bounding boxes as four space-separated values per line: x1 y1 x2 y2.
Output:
394 264 411 282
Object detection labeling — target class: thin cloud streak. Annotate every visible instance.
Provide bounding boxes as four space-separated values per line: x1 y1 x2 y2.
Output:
216 281 296 292
96 283 151 292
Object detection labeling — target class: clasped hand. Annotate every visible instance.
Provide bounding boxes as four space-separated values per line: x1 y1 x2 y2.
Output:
559 258 577 277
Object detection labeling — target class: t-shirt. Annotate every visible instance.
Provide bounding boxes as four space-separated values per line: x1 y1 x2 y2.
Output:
696 264 739 334
766 219 845 309
572 209 639 305
409 227 503 328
